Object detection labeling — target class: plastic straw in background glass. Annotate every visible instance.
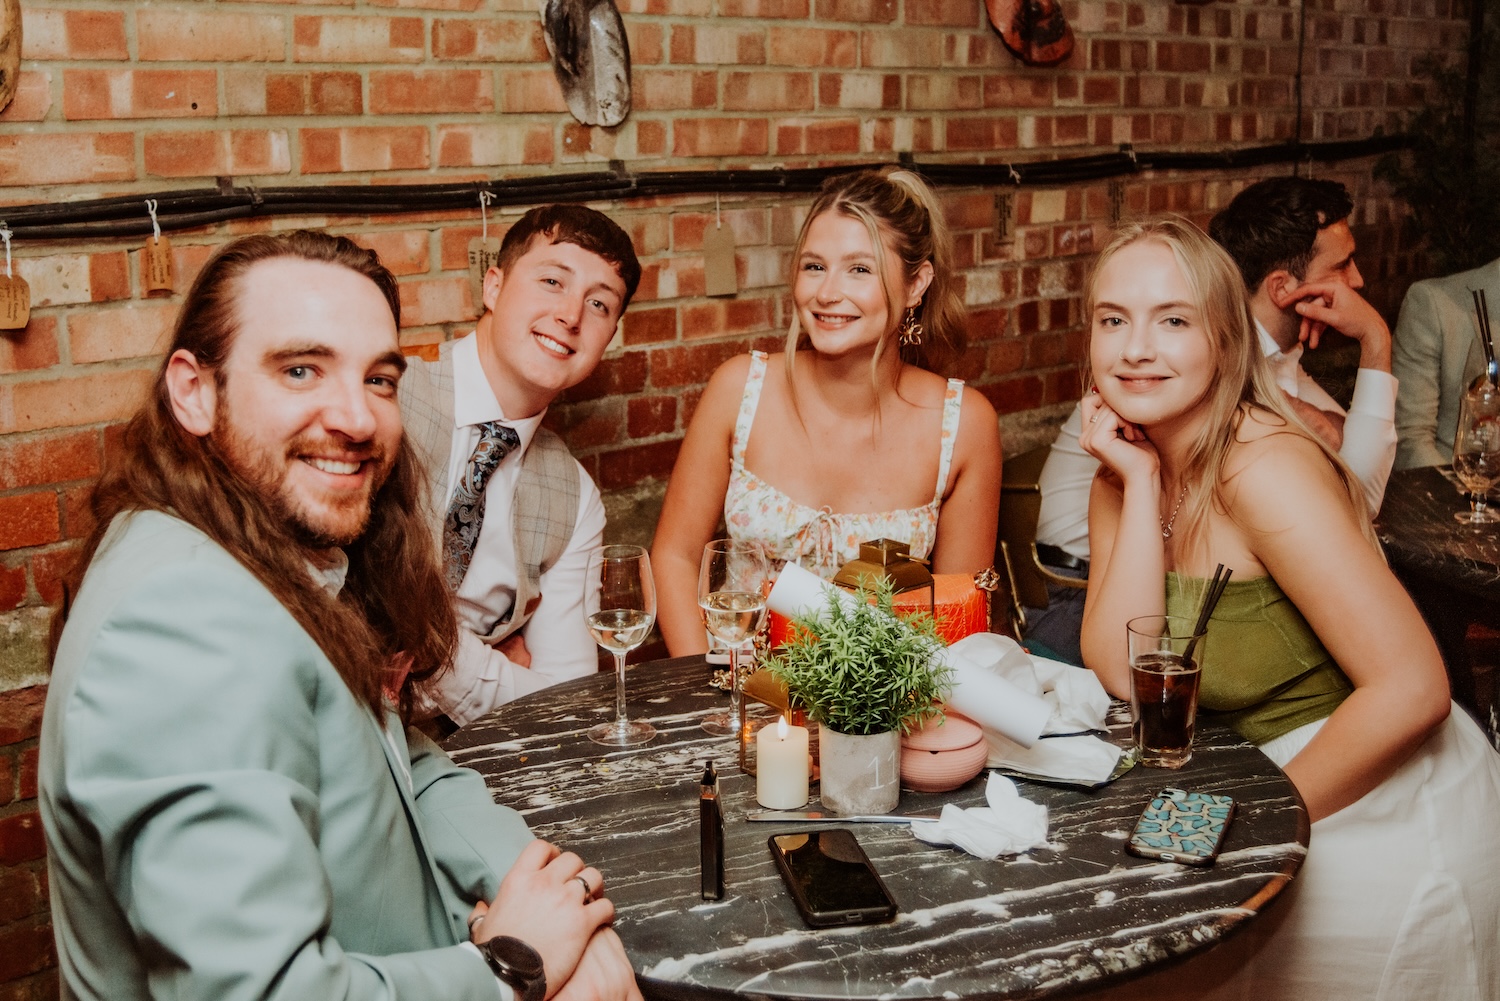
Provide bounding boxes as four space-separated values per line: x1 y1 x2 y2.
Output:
1472 288 1498 388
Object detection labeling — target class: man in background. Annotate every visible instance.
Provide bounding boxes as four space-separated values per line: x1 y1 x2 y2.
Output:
401 205 641 731
1392 254 1498 469
40 231 637 1000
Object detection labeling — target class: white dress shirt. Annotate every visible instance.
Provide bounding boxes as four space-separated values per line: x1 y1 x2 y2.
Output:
1035 324 1398 561
424 333 606 726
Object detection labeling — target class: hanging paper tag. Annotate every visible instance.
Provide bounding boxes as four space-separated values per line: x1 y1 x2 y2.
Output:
467 236 502 314
0 274 30 330
144 234 174 294
703 224 738 298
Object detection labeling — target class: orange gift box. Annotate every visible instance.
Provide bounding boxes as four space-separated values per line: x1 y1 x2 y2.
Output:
767 573 990 649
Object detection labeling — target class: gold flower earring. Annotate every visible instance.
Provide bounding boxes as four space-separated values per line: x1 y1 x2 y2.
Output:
899 307 924 346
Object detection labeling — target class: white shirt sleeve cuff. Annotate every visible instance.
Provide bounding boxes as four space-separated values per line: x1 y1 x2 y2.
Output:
1349 369 1398 419
459 942 512 1001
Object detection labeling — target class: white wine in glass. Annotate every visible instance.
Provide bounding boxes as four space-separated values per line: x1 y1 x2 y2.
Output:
584 545 657 746
1452 386 1500 525
699 540 768 736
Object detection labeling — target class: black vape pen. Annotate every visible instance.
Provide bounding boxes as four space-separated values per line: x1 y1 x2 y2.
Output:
700 760 725 900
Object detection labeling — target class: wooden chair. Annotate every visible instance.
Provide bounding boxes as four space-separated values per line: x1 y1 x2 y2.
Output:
995 444 1087 639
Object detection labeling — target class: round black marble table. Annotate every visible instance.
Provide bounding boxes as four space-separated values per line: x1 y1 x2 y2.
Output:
445 656 1309 1001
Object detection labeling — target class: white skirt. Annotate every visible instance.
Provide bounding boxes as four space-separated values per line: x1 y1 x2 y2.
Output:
1084 705 1500 1001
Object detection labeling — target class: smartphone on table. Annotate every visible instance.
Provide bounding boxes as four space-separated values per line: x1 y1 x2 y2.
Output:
769 829 898 928
1126 788 1235 866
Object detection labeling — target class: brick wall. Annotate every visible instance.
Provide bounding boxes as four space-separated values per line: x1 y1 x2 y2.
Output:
0 0 1470 995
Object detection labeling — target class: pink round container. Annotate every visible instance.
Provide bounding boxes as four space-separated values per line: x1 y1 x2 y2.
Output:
900 711 989 793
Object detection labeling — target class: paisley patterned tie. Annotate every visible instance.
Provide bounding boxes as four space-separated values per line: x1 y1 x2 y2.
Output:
443 420 521 590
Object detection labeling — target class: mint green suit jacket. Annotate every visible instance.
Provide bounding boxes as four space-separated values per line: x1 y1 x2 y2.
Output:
40 511 533 1000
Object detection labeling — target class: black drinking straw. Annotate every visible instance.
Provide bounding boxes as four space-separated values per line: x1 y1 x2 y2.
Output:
1183 564 1232 670
1473 288 1496 373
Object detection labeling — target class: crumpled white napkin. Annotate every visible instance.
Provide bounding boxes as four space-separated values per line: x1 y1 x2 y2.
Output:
911 772 1049 859
943 633 1122 785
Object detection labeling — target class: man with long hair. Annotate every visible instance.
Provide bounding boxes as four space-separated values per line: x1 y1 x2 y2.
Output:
39 231 639 1001
401 205 642 730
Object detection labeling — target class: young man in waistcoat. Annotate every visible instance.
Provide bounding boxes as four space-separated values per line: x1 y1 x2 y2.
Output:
401 205 642 730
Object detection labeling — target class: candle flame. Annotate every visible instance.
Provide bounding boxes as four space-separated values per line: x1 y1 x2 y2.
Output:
777 714 788 739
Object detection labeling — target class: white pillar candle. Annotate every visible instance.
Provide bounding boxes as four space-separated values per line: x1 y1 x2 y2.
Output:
756 715 810 809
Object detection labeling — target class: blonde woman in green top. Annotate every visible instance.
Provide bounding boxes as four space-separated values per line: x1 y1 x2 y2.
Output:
1076 218 1500 1000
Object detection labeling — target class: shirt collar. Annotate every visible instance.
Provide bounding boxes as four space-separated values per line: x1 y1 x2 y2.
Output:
451 332 545 451
308 549 349 597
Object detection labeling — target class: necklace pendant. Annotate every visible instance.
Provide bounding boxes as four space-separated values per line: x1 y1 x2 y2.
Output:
1161 524 1174 540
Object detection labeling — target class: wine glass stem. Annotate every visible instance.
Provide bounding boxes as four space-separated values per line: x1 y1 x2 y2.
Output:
728 643 742 737
614 650 629 726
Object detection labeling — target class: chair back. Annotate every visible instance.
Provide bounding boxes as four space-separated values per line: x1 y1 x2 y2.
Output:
995 444 1088 638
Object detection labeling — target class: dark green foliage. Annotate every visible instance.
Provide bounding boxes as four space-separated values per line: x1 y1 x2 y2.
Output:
764 577 953 737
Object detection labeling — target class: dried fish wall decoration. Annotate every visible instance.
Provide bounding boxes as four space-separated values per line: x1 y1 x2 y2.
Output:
541 0 632 128
0 0 21 114
986 0 1074 68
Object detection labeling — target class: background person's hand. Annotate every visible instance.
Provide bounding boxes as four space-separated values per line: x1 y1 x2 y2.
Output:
551 929 643 1001
1292 281 1392 370
499 632 533 669
474 839 614 998
1283 392 1345 451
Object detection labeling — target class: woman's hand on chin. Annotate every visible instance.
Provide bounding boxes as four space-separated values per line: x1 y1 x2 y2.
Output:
1079 391 1158 484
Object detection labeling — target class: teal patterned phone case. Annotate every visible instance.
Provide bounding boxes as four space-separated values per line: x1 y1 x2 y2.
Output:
1126 788 1235 866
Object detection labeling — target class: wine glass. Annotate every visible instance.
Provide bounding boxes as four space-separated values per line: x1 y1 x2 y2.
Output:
1452 386 1500 525
584 545 657 746
698 539 769 736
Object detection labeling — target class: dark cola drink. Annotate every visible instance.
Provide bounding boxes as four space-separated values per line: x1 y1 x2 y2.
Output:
1130 652 1201 768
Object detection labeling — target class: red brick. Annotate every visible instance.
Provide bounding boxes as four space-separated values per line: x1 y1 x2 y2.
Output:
30 545 79 606
633 70 718 111
625 20 663 64
0 133 134 187
370 70 494 115
0 564 25 613
0 868 43 925
669 25 766 65
767 27 857 67
499 69 568 113
0 430 99 493
908 74 982 111
138 10 285 61
437 124 554 167
0 368 154 435
817 72 901 110
227 70 364 116
723 72 813 112
18 746 38 800
351 231 431 277
0 318 60 375
624 396 678 438
673 119 769 158
637 120 667 157
0 811 44 866
87 253 130 304
67 303 175 364
62 484 93 542
0 494 60 552
64 69 218 121
300 127 429 173
144 129 291 179
368 0 482 9
432 18 547 61
551 399 624 451
397 277 471 327
647 340 745 389
984 74 1053 109
0 923 54 983
860 29 944 66
0 688 47 747
566 351 648 401
598 440 681 490
945 116 1019 151
1157 40 1212 73
815 0 896 21
22 8 128 60
905 0 977 26
717 0 807 15
0 72 55 123
294 15 426 63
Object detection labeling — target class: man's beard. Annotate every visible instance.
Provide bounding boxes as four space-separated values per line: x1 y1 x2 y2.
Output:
211 413 391 550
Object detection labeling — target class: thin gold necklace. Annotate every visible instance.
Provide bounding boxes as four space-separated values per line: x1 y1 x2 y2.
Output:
1161 484 1188 540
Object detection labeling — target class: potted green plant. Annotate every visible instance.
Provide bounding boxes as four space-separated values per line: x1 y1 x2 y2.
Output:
764 578 953 815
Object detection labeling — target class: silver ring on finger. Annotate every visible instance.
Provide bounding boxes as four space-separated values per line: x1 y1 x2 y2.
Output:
574 874 594 902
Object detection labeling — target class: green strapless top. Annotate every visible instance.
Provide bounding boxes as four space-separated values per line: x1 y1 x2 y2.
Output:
1166 572 1352 745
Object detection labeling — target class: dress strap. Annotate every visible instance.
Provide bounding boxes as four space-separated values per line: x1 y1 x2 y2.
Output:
731 351 770 466
933 379 964 503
